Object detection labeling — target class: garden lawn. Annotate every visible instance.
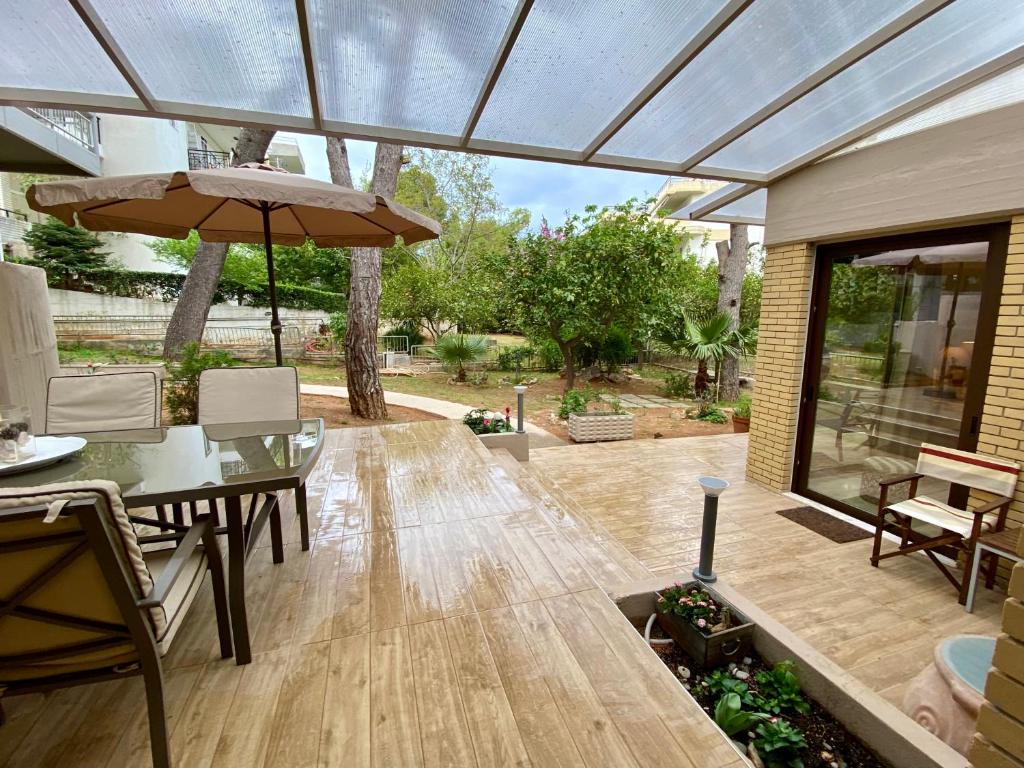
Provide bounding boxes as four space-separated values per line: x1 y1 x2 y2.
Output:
294 364 734 441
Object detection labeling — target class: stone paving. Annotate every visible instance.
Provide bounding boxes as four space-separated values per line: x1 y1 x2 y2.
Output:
598 392 687 408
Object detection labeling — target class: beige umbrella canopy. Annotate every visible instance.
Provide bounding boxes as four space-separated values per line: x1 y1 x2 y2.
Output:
27 163 441 364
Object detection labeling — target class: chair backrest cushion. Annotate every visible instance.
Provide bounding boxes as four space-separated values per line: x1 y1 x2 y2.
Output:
46 372 160 434
197 366 299 424
916 443 1020 498
0 481 166 682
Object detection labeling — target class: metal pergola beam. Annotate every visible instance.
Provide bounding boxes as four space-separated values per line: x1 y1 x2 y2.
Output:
461 0 535 146
67 0 157 112
671 182 761 221
294 0 322 131
580 0 753 162
677 0 953 172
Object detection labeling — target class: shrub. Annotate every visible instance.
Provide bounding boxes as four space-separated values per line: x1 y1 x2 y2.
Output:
531 338 563 372
695 392 727 423
462 407 513 435
22 219 110 289
733 394 752 419
662 371 693 399
705 669 757 707
383 319 425 348
699 408 728 424
164 343 234 425
752 718 807 768
328 312 347 343
753 661 810 716
497 345 532 372
598 325 634 371
558 388 591 419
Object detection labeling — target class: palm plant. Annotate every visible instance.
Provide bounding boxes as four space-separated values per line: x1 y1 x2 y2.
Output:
427 334 490 382
672 312 755 395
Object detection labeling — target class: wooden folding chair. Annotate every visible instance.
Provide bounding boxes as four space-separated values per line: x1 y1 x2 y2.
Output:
870 443 1019 604
0 481 232 768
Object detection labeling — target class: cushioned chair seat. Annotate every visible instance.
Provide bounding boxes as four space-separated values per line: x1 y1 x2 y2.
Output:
45 372 160 434
144 547 208 654
887 496 999 538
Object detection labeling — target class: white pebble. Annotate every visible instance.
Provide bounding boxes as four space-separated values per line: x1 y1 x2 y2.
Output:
734 670 750 680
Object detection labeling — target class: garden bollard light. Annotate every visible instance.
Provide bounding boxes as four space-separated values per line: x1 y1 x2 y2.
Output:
514 385 527 434
693 476 729 584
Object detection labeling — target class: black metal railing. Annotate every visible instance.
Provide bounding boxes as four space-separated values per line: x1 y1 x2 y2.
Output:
0 207 28 222
22 108 96 151
188 148 231 169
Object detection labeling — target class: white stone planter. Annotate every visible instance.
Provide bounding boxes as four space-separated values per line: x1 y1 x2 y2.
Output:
567 412 635 442
477 430 529 461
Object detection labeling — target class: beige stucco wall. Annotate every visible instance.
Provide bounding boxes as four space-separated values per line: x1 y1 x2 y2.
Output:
764 101 1024 248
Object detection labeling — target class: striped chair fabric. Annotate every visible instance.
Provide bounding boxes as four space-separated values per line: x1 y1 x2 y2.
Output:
886 444 1020 537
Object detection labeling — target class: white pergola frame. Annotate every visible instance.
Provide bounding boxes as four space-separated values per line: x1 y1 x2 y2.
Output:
3 0 1023 186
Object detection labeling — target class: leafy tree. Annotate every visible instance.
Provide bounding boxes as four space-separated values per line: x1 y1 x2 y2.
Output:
382 150 529 337
496 200 681 390
22 218 112 289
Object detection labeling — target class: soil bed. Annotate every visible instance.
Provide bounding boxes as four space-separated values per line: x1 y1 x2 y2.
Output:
638 620 890 768
299 394 445 429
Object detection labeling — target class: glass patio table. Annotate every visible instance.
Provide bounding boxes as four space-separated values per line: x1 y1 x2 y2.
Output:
0 418 325 664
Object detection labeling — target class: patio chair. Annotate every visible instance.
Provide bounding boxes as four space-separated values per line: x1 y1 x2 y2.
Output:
197 366 310 551
45 371 160 434
0 481 232 768
870 443 1020 604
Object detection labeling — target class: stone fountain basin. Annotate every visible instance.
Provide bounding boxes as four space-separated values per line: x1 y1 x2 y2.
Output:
611 575 968 768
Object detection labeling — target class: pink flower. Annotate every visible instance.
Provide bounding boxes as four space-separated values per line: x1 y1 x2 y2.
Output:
697 601 707 608
697 619 706 628
483 418 490 426
678 598 685 605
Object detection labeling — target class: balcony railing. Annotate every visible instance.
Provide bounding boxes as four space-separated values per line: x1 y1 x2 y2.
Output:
21 108 97 151
188 148 231 170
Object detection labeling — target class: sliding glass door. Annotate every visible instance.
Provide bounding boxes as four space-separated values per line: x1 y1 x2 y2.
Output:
795 225 1008 520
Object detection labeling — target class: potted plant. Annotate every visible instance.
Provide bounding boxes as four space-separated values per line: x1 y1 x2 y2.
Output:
655 582 754 668
463 407 529 461
732 394 752 433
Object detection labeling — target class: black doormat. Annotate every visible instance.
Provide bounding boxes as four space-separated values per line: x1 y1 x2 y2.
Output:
776 506 873 544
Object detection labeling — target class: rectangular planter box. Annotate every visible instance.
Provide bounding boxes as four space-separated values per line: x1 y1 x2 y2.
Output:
655 582 754 668
567 412 635 442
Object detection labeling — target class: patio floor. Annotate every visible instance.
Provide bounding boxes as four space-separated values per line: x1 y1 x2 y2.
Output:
0 424 1003 767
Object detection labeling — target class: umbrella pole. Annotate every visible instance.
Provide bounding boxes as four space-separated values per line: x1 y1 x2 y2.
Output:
260 201 284 366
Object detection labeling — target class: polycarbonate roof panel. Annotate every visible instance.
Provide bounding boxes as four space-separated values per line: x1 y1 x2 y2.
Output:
713 187 767 222
471 0 731 151
89 0 310 116
311 0 520 134
0 0 135 97
844 62 1024 154
598 0 922 163
703 0 1024 176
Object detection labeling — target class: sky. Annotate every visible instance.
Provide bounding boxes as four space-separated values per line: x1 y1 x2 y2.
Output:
288 133 670 230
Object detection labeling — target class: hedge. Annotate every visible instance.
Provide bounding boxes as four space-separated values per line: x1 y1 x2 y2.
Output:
37 267 344 312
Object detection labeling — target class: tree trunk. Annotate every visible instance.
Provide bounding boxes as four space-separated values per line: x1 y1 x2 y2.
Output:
163 128 276 359
716 224 748 401
557 339 576 392
325 137 354 188
342 142 404 419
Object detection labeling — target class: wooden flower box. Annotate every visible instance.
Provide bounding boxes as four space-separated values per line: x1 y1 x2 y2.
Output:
655 582 754 668
567 412 634 442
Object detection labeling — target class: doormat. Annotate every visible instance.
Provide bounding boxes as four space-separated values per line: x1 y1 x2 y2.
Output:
776 506 873 544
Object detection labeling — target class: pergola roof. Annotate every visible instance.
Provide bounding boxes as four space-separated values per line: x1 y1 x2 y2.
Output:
2 0 1023 186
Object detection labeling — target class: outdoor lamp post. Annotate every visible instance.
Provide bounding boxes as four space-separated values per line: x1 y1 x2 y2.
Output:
514 385 527 434
693 476 730 584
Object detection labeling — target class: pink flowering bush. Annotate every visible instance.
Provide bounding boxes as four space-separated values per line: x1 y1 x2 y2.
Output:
656 584 725 635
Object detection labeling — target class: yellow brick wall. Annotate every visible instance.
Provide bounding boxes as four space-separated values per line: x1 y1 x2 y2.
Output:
969 216 1024 536
746 242 815 490
970 529 1024 767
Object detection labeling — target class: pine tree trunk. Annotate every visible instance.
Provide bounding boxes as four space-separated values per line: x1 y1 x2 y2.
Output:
716 224 748 401
343 143 404 419
163 128 276 359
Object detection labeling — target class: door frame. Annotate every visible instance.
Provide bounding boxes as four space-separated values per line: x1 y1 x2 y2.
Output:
793 223 1010 521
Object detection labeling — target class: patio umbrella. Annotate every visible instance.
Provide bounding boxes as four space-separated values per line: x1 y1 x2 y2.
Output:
26 163 441 365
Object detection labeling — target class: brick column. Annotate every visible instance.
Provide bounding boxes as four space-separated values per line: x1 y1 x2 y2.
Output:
969 215 1024 534
746 242 815 491
969 217 1024 768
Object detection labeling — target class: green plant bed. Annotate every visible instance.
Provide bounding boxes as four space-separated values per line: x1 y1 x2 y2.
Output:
642 613 890 768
